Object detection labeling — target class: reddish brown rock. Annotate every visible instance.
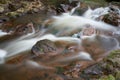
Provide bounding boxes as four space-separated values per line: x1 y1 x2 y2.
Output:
13 22 34 35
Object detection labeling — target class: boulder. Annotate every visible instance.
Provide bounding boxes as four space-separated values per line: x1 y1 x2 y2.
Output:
32 39 57 57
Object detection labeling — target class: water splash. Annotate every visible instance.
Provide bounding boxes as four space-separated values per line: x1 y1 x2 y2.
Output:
82 7 93 18
0 30 9 37
0 49 7 64
83 7 109 19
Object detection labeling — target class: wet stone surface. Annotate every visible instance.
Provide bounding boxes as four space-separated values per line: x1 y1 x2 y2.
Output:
32 39 57 57
99 5 120 27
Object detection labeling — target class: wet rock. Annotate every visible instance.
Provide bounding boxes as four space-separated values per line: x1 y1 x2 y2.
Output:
101 12 120 27
13 22 34 35
1 22 34 35
8 3 21 11
83 64 103 75
79 64 103 79
41 0 80 14
98 5 120 27
63 63 82 78
79 50 120 80
0 0 45 21
72 25 114 39
32 39 57 57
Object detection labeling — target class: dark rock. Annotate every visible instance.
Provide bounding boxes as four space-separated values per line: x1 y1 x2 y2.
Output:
32 39 57 57
101 13 120 27
8 3 21 11
105 0 120 2
83 64 103 75
41 0 80 14
80 64 103 79
99 5 120 27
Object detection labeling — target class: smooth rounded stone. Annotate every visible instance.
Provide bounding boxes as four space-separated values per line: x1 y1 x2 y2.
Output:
32 39 57 57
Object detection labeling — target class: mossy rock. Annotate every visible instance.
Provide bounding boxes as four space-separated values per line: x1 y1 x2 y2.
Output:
116 71 120 80
0 0 10 4
99 75 115 80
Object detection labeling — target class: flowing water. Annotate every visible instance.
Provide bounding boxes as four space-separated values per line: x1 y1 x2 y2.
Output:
0 2 120 80
0 30 9 37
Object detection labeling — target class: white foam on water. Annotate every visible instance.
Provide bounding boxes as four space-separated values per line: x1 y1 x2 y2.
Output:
0 30 8 37
83 7 109 19
0 49 7 64
52 14 117 32
4 34 81 58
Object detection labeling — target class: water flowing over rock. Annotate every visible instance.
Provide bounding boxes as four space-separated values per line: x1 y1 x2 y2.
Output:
0 0 120 80
13 22 35 35
99 5 120 27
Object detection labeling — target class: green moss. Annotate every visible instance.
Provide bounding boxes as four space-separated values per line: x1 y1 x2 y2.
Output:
56 67 65 74
84 0 108 7
107 50 120 58
99 75 115 80
0 0 12 4
99 50 120 80
116 71 120 80
40 48 43 52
